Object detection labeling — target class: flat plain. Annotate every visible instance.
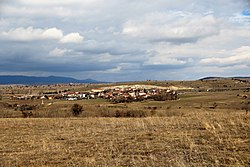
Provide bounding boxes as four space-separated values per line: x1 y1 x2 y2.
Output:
0 79 249 166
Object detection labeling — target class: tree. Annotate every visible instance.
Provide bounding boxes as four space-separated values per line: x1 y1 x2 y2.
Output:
71 104 83 116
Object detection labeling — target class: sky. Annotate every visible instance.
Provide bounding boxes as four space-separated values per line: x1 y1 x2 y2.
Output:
0 0 250 81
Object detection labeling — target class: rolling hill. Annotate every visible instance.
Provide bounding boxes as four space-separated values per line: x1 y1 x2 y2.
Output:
199 76 250 81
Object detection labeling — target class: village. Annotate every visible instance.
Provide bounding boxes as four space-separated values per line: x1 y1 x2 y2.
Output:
10 85 178 103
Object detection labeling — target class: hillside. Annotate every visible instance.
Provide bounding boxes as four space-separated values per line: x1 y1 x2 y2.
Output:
0 75 101 85
200 76 250 81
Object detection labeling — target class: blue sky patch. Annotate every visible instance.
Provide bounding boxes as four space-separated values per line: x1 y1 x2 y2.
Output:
242 10 250 16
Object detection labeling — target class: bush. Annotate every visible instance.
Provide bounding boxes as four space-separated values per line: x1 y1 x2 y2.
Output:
21 111 33 118
19 104 37 111
152 91 178 101
99 109 151 118
71 104 83 116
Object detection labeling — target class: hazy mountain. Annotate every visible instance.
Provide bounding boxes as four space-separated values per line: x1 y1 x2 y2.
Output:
0 75 102 85
199 77 225 81
199 76 250 81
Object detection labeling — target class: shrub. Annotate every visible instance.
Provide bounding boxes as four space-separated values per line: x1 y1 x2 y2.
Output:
98 109 151 118
152 91 178 101
242 101 250 113
71 104 83 116
21 111 33 118
114 109 150 118
19 104 37 111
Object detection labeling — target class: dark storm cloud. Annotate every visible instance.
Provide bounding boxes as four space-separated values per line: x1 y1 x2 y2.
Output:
0 53 116 73
0 61 113 72
0 40 116 73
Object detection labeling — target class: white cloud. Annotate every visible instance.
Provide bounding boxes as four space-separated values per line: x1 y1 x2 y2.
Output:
60 33 84 43
18 0 97 6
122 12 220 43
49 48 70 57
97 53 114 62
103 66 122 73
42 28 63 39
2 5 79 18
0 27 63 41
229 13 250 25
0 27 84 43
144 56 186 66
200 46 250 66
0 18 10 27
17 0 80 6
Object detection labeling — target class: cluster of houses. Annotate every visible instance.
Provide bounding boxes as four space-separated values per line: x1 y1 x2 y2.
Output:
10 92 89 101
10 85 178 103
90 85 178 103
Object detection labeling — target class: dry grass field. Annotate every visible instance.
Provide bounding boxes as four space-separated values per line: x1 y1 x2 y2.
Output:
0 112 249 166
0 79 249 166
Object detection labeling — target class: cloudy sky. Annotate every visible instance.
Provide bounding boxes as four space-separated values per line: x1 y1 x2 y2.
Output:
0 0 250 81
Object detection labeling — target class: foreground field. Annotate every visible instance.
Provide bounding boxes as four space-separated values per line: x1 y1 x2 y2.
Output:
0 80 249 166
0 110 249 166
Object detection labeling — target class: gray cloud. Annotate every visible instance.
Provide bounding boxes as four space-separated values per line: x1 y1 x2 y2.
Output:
0 53 116 73
0 0 249 81
122 13 220 44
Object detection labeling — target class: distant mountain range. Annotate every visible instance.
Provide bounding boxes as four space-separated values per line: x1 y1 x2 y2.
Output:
0 75 102 85
1 75 249 85
199 76 250 81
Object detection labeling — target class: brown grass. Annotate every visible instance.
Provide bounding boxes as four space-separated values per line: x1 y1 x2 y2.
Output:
0 110 249 166
0 81 250 166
